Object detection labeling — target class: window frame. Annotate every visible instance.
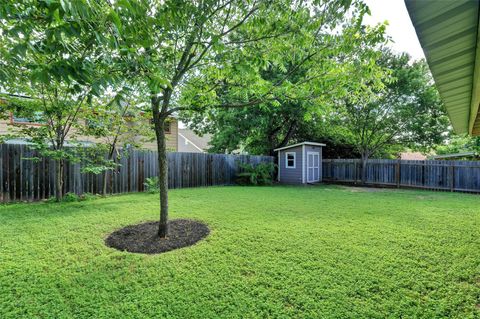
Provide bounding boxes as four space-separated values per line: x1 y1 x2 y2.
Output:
150 119 172 134
164 121 171 134
10 112 46 126
285 151 296 169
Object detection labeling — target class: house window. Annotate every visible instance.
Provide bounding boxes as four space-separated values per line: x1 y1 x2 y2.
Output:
11 111 45 125
285 152 296 168
150 119 172 133
164 121 171 134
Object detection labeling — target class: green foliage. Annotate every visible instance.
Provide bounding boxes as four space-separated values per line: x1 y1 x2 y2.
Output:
63 192 80 202
340 49 450 160
0 187 479 317
46 192 79 203
144 176 160 193
435 135 480 157
236 162 275 185
180 2 388 156
46 191 99 203
79 192 100 201
0 1 119 200
77 144 121 175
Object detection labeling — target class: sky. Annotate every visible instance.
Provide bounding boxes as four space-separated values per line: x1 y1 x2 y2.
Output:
363 0 425 61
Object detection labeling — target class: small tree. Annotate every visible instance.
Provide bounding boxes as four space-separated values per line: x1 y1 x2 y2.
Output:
341 49 450 183
81 91 153 195
0 91 92 201
0 1 115 200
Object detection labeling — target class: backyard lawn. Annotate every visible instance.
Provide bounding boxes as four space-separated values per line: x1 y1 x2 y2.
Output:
1 185 479 318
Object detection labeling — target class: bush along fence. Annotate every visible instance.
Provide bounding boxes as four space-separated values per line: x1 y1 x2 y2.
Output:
322 159 480 193
0 143 273 202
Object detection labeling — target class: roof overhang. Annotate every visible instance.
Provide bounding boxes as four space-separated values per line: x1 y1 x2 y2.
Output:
274 141 326 152
405 0 480 136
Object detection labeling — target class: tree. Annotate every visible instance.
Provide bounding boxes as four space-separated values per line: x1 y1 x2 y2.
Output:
181 18 387 157
0 1 115 201
81 89 153 195
103 0 384 238
340 49 450 183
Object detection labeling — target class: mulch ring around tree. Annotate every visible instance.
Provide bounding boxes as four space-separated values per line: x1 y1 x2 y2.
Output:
105 219 210 254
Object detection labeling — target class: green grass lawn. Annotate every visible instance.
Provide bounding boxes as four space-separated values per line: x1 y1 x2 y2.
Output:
1 185 479 318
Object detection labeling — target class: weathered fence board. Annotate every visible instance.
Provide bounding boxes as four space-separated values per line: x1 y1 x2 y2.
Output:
323 159 480 193
0 144 273 202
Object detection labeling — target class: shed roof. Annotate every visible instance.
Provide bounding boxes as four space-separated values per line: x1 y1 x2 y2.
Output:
274 142 326 152
405 0 480 136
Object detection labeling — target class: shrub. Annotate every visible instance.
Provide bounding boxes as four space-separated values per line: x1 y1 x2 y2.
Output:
63 192 80 202
236 162 275 186
144 177 160 193
46 192 80 203
79 192 99 201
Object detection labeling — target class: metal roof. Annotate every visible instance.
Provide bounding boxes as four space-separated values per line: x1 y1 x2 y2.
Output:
405 0 480 136
431 151 477 159
273 142 326 152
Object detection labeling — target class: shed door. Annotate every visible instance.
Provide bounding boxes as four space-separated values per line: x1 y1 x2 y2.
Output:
307 152 320 182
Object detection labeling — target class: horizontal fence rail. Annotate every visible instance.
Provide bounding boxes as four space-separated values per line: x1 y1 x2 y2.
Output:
323 159 480 193
0 143 273 202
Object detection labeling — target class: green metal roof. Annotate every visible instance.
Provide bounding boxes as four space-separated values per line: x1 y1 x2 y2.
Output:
405 0 480 136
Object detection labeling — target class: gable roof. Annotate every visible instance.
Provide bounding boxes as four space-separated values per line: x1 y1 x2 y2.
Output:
274 142 326 152
178 129 212 153
400 152 427 160
405 0 480 136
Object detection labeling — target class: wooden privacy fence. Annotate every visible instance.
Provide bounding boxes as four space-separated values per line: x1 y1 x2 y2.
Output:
323 159 480 193
0 143 273 202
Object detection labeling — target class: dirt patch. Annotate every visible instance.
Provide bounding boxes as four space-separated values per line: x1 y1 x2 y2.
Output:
339 186 384 193
105 219 209 254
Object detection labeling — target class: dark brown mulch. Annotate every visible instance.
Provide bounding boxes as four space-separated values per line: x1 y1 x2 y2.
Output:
105 219 209 254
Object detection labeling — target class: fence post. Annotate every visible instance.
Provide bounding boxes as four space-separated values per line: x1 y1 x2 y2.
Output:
422 161 425 187
356 161 360 184
450 164 455 192
396 159 400 188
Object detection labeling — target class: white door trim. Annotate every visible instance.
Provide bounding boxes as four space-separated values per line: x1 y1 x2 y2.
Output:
307 151 320 183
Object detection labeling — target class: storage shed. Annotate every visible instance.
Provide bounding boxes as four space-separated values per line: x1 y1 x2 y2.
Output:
274 142 325 184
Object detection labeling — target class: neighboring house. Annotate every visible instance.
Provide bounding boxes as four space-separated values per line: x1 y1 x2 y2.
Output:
178 128 211 153
0 108 179 151
399 152 427 160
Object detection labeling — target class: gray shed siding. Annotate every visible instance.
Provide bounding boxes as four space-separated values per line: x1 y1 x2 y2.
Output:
278 146 303 184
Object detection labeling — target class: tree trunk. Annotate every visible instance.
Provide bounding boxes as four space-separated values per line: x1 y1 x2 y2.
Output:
102 146 116 196
155 119 169 238
360 152 369 185
102 171 108 196
55 159 64 201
